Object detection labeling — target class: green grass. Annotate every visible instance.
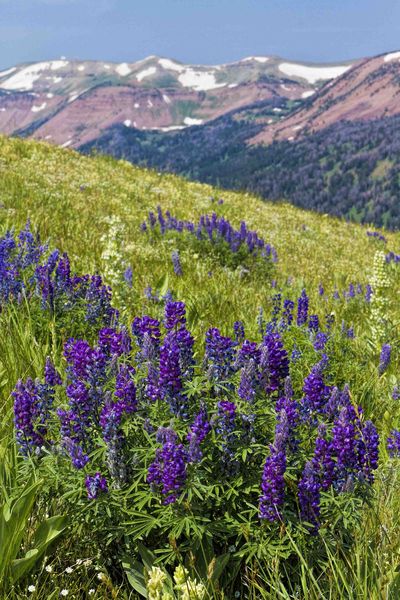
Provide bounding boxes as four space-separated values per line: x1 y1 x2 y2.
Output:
0 134 399 599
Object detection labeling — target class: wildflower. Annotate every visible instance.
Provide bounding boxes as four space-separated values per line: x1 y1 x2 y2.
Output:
259 442 286 522
392 386 400 401
171 250 183 276
147 428 187 504
238 359 257 403
60 590 69 597
378 344 391 375
147 566 167 600
65 567 73 574
45 565 53 573
260 331 289 395
85 473 108 500
28 585 36 593
233 320 245 343
387 430 400 457
205 327 236 383
88 591 95 596
187 405 211 463
296 289 309 326
298 460 321 531
302 355 331 414
164 300 186 330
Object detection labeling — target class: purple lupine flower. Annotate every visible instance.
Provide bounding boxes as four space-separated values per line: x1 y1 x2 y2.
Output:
298 460 321 531
44 357 62 386
124 266 133 288
333 289 340 301
296 289 309 326
308 315 319 333
147 428 187 504
164 301 186 330
216 400 238 473
114 364 137 413
233 320 245 343
378 344 391 375
171 250 183 276
392 386 400 401
331 405 359 488
260 331 289 395
62 437 90 469
174 326 195 376
98 327 131 357
85 473 108 500
318 283 324 296
365 284 373 303
346 283 355 299
205 327 236 382
158 331 186 416
387 430 400 457
302 355 331 414
236 339 260 367
13 378 52 456
311 423 335 491
291 345 301 363
131 315 161 349
259 443 286 522
280 299 294 329
187 405 211 462
357 420 379 482
238 359 257 403
314 332 328 352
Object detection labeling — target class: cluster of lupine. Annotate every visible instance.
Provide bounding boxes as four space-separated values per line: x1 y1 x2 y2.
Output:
142 206 277 264
12 291 389 530
0 223 116 329
367 231 387 243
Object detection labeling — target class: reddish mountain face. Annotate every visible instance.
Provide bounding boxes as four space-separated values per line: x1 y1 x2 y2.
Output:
0 55 352 147
250 52 400 145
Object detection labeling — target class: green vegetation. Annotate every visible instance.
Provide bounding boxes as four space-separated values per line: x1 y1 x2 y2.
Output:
0 135 400 599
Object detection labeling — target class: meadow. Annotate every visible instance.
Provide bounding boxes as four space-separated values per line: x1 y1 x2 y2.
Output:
0 135 399 599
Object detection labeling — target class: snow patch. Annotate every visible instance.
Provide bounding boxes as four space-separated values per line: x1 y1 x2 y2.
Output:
287 136 294 141
61 139 72 148
104 64 111 70
46 93 54 98
278 62 351 84
0 66 17 78
178 69 226 91
292 125 303 131
147 99 153 107
44 135 52 139
159 58 185 72
228 83 238 88
116 63 131 76
183 117 203 126
136 66 156 81
0 60 68 90
134 103 140 108
0 108 6 112
163 94 171 104
384 51 400 62
242 56 269 63
302 90 315 99
77 65 85 71
273 107 282 113
31 102 47 112
123 119 132 127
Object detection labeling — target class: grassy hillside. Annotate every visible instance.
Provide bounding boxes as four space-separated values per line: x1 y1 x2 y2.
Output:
0 135 400 599
81 113 400 228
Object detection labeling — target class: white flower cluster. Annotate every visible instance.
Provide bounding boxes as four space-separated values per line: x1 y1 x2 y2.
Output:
100 215 127 303
369 250 391 343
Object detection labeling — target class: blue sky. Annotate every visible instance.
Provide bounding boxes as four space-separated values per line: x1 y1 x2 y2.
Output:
0 0 399 69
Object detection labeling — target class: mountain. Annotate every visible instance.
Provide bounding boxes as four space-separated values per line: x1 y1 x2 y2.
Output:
0 55 353 146
80 50 400 229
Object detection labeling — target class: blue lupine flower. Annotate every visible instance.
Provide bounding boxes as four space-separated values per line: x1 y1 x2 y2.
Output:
378 344 391 375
